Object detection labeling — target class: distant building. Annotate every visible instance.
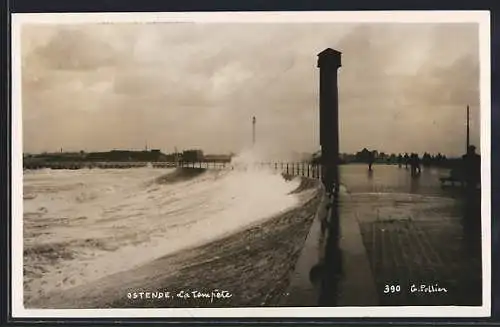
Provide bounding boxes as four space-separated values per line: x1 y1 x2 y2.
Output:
203 154 232 163
355 148 371 162
164 152 182 162
340 153 356 164
32 152 84 162
85 149 167 162
310 150 348 164
182 150 204 162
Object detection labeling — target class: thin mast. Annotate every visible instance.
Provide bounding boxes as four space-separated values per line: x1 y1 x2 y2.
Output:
466 105 470 152
252 116 256 146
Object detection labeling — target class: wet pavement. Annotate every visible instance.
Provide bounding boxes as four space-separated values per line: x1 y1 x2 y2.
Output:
338 164 482 306
285 163 482 307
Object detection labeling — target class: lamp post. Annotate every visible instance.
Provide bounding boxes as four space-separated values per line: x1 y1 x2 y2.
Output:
466 105 470 153
252 116 256 147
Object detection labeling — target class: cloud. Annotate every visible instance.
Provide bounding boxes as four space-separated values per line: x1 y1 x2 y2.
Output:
20 22 480 157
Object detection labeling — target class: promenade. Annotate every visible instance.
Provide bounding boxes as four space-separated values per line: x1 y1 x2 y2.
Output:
286 164 482 307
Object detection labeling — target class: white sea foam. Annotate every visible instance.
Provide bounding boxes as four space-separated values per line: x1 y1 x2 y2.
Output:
23 153 304 301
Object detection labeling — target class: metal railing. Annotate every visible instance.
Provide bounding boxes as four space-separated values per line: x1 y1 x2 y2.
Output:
177 161 323 179
23 160 324 179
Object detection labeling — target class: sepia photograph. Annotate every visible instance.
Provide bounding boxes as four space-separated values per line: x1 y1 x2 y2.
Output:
11 11 491 318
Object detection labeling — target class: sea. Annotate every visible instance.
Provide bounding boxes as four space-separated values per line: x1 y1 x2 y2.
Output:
23 158 305 304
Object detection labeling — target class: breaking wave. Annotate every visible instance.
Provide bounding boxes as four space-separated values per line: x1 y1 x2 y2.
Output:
23 152 318 303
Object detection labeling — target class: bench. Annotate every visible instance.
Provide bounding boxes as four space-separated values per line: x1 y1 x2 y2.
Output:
440 168 480 189
439 176 465 187
440 167 466 187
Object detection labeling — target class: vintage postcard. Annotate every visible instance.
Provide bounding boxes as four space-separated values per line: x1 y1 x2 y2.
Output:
10 11 491 318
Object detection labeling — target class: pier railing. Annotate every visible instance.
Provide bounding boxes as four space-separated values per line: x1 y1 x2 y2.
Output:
176 161 323 179
23 161 323 179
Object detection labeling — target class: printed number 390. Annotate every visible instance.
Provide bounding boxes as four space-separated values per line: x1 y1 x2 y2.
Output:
383 284 401 294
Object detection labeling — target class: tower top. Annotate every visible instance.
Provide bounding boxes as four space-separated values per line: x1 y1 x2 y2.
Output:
317 48 342 68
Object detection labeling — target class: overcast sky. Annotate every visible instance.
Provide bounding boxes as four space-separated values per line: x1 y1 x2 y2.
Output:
20 22 480 158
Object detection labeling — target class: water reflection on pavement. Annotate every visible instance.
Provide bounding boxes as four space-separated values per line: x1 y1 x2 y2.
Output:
330 164 482 306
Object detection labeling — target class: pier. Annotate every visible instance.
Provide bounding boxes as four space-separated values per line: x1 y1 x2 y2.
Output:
23 160 324 179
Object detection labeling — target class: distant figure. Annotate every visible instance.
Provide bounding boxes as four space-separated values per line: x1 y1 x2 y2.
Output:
422 152 431 167
462 145 481 189
368 151 375 171
397 154 403 168
404 153 410 169
410 153 421 176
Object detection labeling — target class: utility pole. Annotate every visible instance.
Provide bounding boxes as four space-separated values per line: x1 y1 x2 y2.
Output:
466 105 470 153
252 116 256 146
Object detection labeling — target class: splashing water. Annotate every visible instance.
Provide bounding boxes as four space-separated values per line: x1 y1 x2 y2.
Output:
23 155 305 302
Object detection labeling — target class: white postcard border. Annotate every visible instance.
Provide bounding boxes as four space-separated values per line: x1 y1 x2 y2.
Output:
10 10 492 318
